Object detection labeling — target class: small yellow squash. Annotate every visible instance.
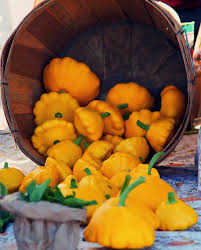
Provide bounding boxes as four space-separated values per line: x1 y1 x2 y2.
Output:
33 91 79 125
125 109 161 138
156 192 198 231
101 152 142 179
73 159 103 182
160 85 186 126
114 136 150 162
19 161 59 193
59 176 105 221
106 82 154 113
43 57 100 105
79 168 118 198
31 119 77 155
0 162 25 193
84 177 155 249
137 118 175 152
45 157 72 182
128 176 177 212
47 136 83 168
74 107 104 141
82 140 114 169
130 151 162 181
87 100 124 136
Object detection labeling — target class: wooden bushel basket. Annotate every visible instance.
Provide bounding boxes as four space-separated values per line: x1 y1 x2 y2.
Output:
0 0 195 166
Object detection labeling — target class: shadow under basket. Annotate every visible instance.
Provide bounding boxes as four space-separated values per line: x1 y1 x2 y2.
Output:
0 0 195 166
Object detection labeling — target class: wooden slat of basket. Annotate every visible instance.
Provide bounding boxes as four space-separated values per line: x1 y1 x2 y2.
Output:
115 0 154 26
8 44 52 79
144 1 178 45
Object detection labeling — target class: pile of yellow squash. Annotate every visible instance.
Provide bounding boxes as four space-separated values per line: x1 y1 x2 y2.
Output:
0 57 196 249
32 56 187 158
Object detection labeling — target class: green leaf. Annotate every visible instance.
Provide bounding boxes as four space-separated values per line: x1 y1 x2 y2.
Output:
0 220 4 233
29 179 51 202
0 182 8 197
0 211 10 220
61 197 97 208
26 180 36 195
54 186 65 201
19 192 29 201
0 211 15 233
42 188 56 202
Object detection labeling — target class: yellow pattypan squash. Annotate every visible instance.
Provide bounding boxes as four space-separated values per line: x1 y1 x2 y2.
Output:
102 134 123 147
110 169 132 190
58 175 78 197
156 192 198 231
73 159 103 182
128 176 177 212
74 107 104 141
114 136 150 162
47 136 83 168
43 57 100 105
137 118 175 152
87 100 124 136
101 152 142 179
106 82 154 113
84 177 155 249
102 176 159 229
33 91 79 125
19 161 59 193
0 162 25 193
45 157 72 183
31 119 77 155
130 152 162 181
79 168 118 198
125 109 161 138
160 85 186 126
81 140 114 169
59 176 105 222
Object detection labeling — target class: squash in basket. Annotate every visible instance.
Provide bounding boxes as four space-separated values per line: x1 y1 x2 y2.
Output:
43 57 100 105
106 82 154 113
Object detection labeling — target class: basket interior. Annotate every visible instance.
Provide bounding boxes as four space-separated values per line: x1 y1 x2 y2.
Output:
2 0 188 165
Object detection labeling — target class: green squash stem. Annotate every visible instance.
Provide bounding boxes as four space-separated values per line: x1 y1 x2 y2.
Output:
74 135 84 146
59 90 67 94
3 162 9 169
84 168 92 176
123 112 131 121
148 151 165 175
83 142 90 149
139 157 144 163
70 179 78 189
167 192 177 204
100 112 111 118
120 175 131 195
136 120 150 131
117 103 128 110
118 177 146 207
53 140 60 145
105 194 111 199
55 112 63 118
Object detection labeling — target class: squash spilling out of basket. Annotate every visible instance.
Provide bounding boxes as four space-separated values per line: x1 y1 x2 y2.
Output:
0 56 194 248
